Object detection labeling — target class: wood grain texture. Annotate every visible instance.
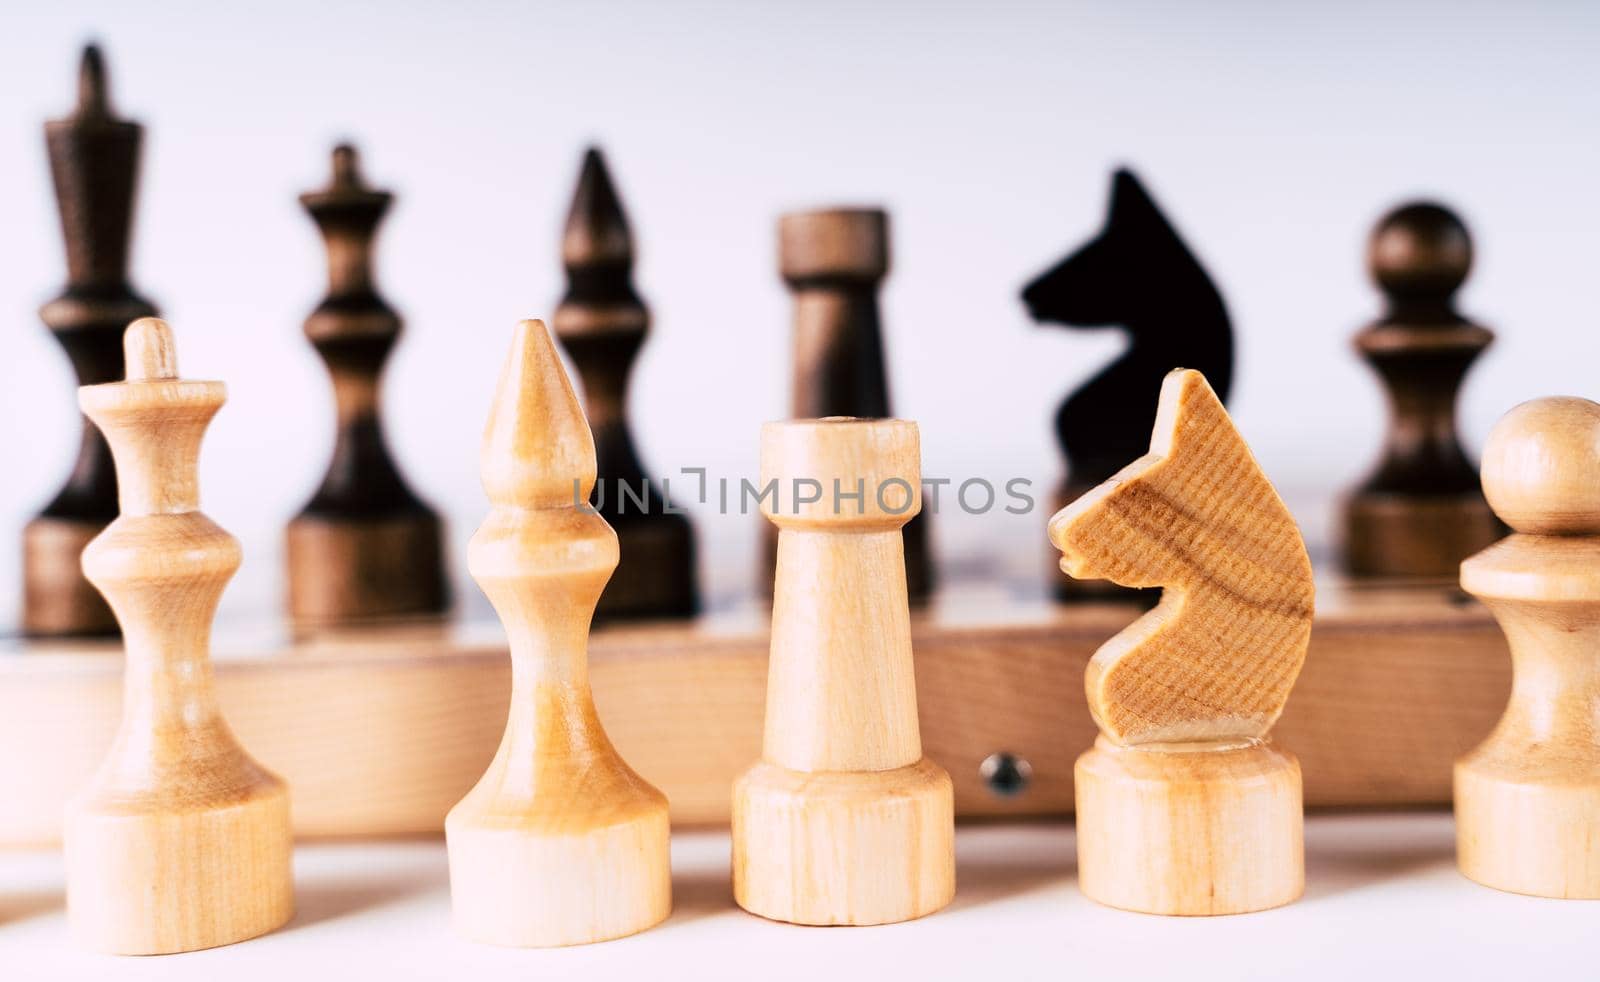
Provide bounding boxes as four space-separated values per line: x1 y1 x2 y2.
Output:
1050 369 1315 746
444 319 670 947
287 144 448 630
1340 202 1502 577
24 44 159 638
765 209 932 602
1050 368 1313 914
734 418 954 925
0 580 1507 847
553 147 698 621
1456 396 1600 898
1075 738 1302 915
65 319 292 955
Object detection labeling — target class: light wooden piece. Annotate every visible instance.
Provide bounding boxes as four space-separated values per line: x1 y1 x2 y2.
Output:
1455 396 1600 898
766 209 933 603
1049 369 1315 915
734 418 955 926
0 580 1508 846
444 319 670 947
63 319 293 954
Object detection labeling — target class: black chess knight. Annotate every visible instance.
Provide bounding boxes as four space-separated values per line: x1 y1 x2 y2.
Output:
1023 168 1233 598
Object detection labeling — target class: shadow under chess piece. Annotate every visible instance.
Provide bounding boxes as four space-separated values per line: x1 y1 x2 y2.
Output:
1023 168 1232 601
23 44 159 638
553 147 698 621
764 208 933 603
1339 202 1503 578
286 144 448 630
66 319 293 954
1456 397 1600 898
1050 369 1312 915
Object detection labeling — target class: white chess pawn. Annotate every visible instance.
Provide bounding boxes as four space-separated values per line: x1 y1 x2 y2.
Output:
1456 396 1600 897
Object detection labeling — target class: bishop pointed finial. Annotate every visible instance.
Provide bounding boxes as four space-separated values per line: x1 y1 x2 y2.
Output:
482 319 596 510
563 147 633 268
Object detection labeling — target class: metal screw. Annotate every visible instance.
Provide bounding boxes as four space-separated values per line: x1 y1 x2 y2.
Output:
980 752 1032 798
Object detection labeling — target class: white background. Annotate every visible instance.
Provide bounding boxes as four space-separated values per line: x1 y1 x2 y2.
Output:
1 1 1596 621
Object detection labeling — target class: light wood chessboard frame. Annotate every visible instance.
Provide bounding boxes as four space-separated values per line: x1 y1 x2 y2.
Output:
0 575 1507 848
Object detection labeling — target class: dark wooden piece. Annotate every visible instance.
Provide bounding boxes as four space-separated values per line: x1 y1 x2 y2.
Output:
1339 202 1503 577
1022 168 1232 600
767 207 932 602
552 147 698 620
286 144 448 629
23 45 159 638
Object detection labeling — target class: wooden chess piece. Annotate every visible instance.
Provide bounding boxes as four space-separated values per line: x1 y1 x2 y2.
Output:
766 208 933 602
1049 369 1314 915
24 44 159 637
1023 169 1232 601
553 147 698 620
64 319 293 954
734 417 955 925
1339 202 1502 577
286 144 447 629
445 319 670 947
1456 396 1600 898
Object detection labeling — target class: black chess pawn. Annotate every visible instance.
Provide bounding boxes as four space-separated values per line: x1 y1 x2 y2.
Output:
552 147 698 620
286 144 449 628
24 44 159 637
1339 202 1503 577
1022 168 1233 600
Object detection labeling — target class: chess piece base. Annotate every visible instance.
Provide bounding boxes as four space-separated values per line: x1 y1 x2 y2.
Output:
1455 753 1600 898
1340 491 1502 578
599 514 698 620
64 777 293 954
286 511 447 629
1075 737 1303 915
22 516 116 637
444 800 671 947
732 757 955 926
